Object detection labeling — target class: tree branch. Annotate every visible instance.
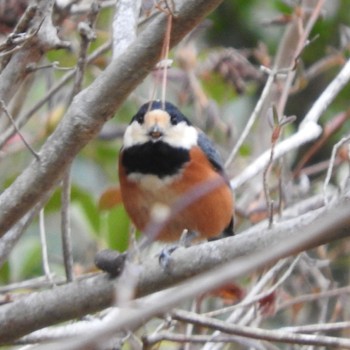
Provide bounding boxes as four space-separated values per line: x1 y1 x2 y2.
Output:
0 196 350 344
171 309 350 349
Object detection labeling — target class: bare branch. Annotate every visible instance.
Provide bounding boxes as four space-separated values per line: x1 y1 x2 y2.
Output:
0 100 39 160
277 285 350 311
144 332 265 348
60 0 101 284
112 0 141 59
172 309 350 349
39 209 54 284
61 171 74 282
280 321 350 334
0 196 349 344
324 134 350 203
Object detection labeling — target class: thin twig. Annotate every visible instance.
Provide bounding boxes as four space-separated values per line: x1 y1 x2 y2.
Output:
301 58 350 127
26 61 75 73
280 321 350 334
277 0 325 115
61 170 74 282
68 1 99 104
183 299 196 350
277 285 350 312
0 276 64 294
144 332 266 347
61 2 101 283
202 256 300 350
39 209 54 285
205 256 301 319
323 134 350 204
225 68 275 167
293 109 350 178
0 272 97 294
173 309 350 349
263 143 276 228
202 259 290 350
0 100 39 160
263 111 295 228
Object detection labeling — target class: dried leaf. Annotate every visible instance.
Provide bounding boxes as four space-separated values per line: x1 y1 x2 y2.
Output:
205 283 245 304
99 186 123 210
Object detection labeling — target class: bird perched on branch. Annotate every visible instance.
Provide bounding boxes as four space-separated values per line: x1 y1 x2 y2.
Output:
118 100 234 243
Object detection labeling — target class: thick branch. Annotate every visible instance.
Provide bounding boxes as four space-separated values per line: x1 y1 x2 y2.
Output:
0 0 224 236
0 198 350 344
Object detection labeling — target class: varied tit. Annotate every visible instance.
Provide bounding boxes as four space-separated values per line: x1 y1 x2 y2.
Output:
118 100 234 242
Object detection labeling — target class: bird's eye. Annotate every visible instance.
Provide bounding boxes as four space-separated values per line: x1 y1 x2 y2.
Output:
134 113 144 124
170 114 178 125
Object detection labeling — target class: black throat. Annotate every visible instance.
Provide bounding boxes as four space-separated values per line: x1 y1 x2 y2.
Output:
122 141 190 178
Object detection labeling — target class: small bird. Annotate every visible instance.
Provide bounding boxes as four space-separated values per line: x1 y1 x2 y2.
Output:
118 100 234 243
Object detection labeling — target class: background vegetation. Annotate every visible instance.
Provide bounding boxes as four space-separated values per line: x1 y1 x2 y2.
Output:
1 0 350 349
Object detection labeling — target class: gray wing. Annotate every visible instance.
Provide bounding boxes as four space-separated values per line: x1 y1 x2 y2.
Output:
198 132 234 238
197 132 224 173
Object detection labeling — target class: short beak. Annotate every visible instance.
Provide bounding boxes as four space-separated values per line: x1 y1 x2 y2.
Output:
148 124 163 140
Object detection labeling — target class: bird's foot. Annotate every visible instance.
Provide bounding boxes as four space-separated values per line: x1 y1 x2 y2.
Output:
158 230 198 270
158 245 178 270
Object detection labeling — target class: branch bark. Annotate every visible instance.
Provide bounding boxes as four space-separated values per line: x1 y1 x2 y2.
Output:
0 196 350 344
0 0 224 237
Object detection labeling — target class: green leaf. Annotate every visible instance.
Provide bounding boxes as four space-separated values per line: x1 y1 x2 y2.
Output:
71 186 100 235
104 205 130 252
0 262 10 285
202 72 236 103
45 186 100 236
239 143 252 157
11 237 42 280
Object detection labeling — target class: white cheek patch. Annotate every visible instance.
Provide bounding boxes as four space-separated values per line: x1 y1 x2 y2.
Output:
123 121 148 148
123 119 198 150
163 123 198 149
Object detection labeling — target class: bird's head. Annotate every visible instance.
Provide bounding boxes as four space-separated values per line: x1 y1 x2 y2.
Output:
123 100 198 150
